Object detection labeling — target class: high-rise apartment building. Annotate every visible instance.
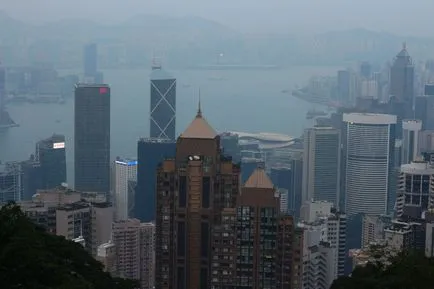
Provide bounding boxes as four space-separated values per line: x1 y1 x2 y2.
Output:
36 134 67 189
302 126 340 207
290 153 303 218
401 119 422 165
114 158 137 220
235 168 280 288
74 84 110 193
150 63 176 140
135 138 175 222
299 200 347 278
112 219 156 289
155 107 240 289
343 113 397 216
396 160 434 217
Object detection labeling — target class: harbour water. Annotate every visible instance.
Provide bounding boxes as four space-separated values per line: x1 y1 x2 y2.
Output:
0 66 339 183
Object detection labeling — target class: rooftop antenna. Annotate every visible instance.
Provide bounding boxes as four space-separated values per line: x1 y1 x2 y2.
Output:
403 42 407 50
197 88 202 117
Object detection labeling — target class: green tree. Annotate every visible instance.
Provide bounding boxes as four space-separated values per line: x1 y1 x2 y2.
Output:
331 249 434 289
0 203 139 289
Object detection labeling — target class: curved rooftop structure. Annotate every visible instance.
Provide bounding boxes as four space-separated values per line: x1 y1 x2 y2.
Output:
222 131 295 150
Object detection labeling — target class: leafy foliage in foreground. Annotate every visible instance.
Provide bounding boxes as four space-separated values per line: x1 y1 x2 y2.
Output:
0 203 139 289
331 249 434 289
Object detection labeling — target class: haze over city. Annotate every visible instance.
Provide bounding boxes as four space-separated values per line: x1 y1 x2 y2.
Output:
2 1 434 289
2 0 434 36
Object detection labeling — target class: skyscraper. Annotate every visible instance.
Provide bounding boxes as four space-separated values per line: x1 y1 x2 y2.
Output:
302 126 341 207
155 106 240 289
343 113 397 216
0 62 16 128
401 119 422 165
36 134 67 189
235 168 280 288
149 64 176 140
389 43 414 118
135 138 175 222
113 158 137 220
74 84 110 193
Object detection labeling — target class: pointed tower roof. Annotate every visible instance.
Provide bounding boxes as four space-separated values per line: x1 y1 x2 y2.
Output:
180 99 217 139
244 167 274 189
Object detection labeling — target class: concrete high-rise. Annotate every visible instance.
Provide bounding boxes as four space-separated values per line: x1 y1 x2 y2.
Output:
135 138 175 222
36 134 67 189
401 119 422 165
389 43 414 118
112 219 155 289
0 62 16 128
113 158 137 221
155 106 240 289
235 168 280 288
343 113 397 216
149 63 176 140
302 126 340 207
74 84 110 193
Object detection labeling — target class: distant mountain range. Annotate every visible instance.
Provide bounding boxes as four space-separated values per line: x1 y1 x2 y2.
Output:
0 11 433 69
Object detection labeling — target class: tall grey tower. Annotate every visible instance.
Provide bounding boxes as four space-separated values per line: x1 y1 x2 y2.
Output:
0 62 16 128
149 61 176 140
389 43 414 128
74 84 111 193
302 126 341 207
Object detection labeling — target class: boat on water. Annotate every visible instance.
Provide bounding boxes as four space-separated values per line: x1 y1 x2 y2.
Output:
0 111 18 129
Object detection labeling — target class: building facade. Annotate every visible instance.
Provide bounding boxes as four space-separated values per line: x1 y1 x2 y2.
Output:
36 134 67 189
155 108 241 289
343 113 397 216
401 119 422 165
302 126 341 207
135 138 176 222
114 158 138 220
150 65 176 140
74 84 111 193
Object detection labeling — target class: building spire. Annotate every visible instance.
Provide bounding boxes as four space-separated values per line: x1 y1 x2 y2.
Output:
403 42 407 50
197 88 202 118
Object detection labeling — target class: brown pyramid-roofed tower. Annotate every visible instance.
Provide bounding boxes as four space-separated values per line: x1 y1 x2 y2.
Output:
180 98 217 139
244 167 274 189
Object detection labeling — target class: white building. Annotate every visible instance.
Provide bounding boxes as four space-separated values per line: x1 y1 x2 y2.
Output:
299 200 347 282
113 158 137 221
361 215 392 248
396 160 434 217
278 188 288 214
401 119 422 165
343 113 397 216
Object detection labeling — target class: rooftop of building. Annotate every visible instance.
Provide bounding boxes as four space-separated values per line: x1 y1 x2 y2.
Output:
75 83 109 88
180 102 217 139
227 131 293 142
57 201 90 211
150 67 175 80
114 157 137 166
343 112 397 125
400 160 434 174
138 137 175 144
244 167 274 189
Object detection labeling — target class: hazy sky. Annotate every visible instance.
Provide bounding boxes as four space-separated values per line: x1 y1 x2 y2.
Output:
1 0 432 36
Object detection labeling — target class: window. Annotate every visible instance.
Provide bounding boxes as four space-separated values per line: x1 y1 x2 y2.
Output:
201 222 209 258
202 177 211 208
177 222 186 257
179 176 187 207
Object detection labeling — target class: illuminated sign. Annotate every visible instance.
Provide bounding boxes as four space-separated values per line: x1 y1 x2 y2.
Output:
53 142 65 149
99 87 108 94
